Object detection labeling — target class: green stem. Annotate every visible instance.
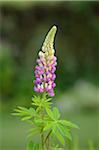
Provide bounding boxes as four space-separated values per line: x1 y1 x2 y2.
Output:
40 93 49 150
44 130 52 144
41 94 46 150
41 132 44 150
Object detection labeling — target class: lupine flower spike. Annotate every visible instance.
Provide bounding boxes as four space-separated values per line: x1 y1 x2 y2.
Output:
34 26 57 97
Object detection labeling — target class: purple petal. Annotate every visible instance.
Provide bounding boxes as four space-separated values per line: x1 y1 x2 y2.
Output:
34 86 39 92
39 88 44 93
52 74 56 80
52 83 56 88
49 90 55 97
35 66 41 71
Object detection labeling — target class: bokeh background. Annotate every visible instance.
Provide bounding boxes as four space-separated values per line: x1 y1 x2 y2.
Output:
0 1 99 150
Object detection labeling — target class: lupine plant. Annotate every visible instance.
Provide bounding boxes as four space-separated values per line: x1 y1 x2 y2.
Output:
13 26 79 150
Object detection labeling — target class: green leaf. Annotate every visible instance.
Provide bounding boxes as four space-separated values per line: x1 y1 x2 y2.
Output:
21 116 32 121
46 107 61 121
46 108 55 120
43 122 52 131
32 96 52 110
32 96 41 106
29 107 36 115
44 102 52 109
52 126 65 145
13 107 30 116
45 98 52 102
28 127 40 138
13 106 36 121
42 92 48 99
58 123 72 141
59 120 79 129
34 118 44 126
17 106 29 112
12 112 21 116
53 107 60 120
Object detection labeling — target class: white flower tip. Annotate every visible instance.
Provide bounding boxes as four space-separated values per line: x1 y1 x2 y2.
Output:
52 25 57 32
39 51 44 57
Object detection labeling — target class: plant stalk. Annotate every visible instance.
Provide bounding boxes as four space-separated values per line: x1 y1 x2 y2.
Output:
41 132 44 150
44 130 52 144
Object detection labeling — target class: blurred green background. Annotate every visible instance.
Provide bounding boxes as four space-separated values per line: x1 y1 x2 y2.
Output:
0 1 99 150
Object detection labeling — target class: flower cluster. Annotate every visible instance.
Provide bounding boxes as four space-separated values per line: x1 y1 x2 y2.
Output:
34 26 57 96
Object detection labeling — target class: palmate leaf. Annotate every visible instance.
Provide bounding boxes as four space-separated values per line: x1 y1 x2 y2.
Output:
43 121 65 145
44 107 79 145
46 108 55 120
46 107 61 121
53 107 60 120
57 123 72 141
52 125 65 145
46 107 78 129
34 118 45 126
59 120 79 129
45 107 78 144
43 121 72 144
51 123 72 145
32 96 52 110
32 96 41 106
12 106 36 121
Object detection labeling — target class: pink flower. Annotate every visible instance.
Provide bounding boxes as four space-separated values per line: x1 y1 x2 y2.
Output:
34 26 57 97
